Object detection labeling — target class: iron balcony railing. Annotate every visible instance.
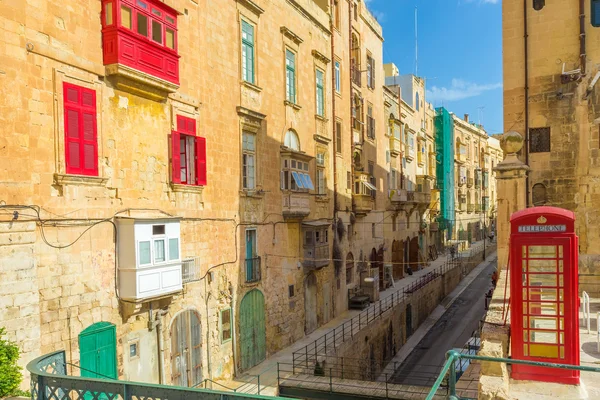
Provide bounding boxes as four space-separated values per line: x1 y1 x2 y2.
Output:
245 257 261 283
426 350 600 400
28 350 287 400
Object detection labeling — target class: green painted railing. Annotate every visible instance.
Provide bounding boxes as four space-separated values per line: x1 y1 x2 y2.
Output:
426 350 600 400
28 350 289 400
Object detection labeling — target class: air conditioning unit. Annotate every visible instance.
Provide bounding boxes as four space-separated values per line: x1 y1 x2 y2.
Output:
361 268 380 302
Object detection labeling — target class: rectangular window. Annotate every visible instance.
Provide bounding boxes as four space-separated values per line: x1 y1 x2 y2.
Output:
316 69 324 116
347 171 352 189
63 83 98 176
281 159 313 191
368 161 376 198
286 50 296 103
220 309 232 342
336 121 342 154
245 229 259 282
366 55 373 89
241 20 255 84
317 169 325 195
151 20 162 43
334 0 340 29
592 0 600 27
530 127 551 153
138 241 151 265
168 238 179 261
335 61 341 93
289 285 295 297
137 12 148 36
366 104 374 139
172 116 207 186
166 28 174 49
105 3 113 25
121 5 132 29
242 131 256 190
154 239 166 262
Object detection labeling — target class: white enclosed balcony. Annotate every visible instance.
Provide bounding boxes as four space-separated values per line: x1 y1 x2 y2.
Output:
116 217 183 302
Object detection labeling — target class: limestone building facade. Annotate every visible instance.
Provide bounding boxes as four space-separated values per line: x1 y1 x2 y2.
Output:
0 0 441 390
503 0 600 292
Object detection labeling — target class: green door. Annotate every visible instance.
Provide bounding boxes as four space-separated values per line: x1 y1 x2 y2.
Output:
240 289 266 370
79 322 117 379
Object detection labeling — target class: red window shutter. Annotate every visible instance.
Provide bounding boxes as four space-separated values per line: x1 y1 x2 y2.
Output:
63 83 98 176
177 115 196 136
171 131 181 184
195 136 206 186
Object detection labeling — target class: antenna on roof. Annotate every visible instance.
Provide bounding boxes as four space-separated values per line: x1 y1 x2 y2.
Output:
477 106 485 126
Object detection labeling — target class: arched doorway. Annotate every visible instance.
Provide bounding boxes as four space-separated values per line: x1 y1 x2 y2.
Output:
240 289 266 370
409 237 419 271
304 274 318 334
79 322 117 379
404 237 411 274
392 240 404 280
171 310 202 387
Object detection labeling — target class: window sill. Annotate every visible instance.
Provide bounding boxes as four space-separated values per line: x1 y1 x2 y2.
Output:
284 100 302 110
315 196 329 203
171 183 204 194
315 114 328 122
335 91 342 99
53 173 108 187
241 80 263 92
240 189 265 198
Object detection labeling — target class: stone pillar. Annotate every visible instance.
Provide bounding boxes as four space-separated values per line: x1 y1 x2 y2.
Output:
478 131 529 400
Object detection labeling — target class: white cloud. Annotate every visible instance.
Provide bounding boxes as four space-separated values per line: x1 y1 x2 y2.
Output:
372 10 385 22
426 79 502 102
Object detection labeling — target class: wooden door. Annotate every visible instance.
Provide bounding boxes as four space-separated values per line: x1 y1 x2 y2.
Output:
170 310 202 387
79 322 117 380
392 240 404 280
240 289 266 370
304 274 318 334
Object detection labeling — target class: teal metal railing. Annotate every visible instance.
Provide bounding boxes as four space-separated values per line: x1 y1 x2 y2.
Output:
426 350 600 400
28 350 289 400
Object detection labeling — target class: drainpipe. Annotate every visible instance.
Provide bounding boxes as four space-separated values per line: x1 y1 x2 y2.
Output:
349 0 355 203
205 278 213 383
580 0 587 76
523 0 530 206
230 282 238 377
330 0 338 217
149 302 166 384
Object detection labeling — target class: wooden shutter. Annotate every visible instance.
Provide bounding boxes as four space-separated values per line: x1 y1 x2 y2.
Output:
177 115 196 136
64 83 97 176
171 131 181 184
195 136 207 186
371 58 375 88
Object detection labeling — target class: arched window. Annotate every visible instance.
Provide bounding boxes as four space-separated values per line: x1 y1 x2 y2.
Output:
532 183 547 206
346 252 354 285
284 130 300 151
415 92 420 111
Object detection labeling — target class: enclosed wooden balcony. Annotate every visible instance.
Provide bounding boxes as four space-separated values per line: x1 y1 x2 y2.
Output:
282 192 311 220
389 136 401 157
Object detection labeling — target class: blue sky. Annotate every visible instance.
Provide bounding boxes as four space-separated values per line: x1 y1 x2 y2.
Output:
367 0 503 134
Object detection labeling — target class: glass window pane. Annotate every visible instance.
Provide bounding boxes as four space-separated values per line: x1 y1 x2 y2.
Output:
137 13 148 37
152 8 161 16
530 330 557 344
137 0 148 8
528 245 556 258
139 241 151 264
152 20 162 43
105 3 113 25
166 15 175 24
523 345 528 356
529 274 557 287
169 238 179 261
529 317 557 330
154 239 165 262
121 6 132 29
527 259 557 273
165 28 174 49
560 346 565 359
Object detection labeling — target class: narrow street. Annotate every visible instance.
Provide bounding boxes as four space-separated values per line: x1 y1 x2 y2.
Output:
391 256 497 386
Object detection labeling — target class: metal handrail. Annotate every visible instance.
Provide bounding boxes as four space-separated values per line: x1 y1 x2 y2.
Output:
426 350 600 400
193 378 238 392
28 350 289 400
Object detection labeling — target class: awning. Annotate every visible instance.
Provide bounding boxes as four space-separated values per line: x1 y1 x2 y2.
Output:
361 181 377 191
291 171 315 190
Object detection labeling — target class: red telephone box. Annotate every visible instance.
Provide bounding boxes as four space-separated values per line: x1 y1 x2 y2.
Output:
510 206 580 384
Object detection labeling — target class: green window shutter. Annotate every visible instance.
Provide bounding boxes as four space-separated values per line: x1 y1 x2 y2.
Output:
241 20 254 83
286 50 296 103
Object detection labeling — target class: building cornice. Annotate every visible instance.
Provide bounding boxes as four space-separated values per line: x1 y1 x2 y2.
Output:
311 49 330 64
280 26 304 45
236 0 265 15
